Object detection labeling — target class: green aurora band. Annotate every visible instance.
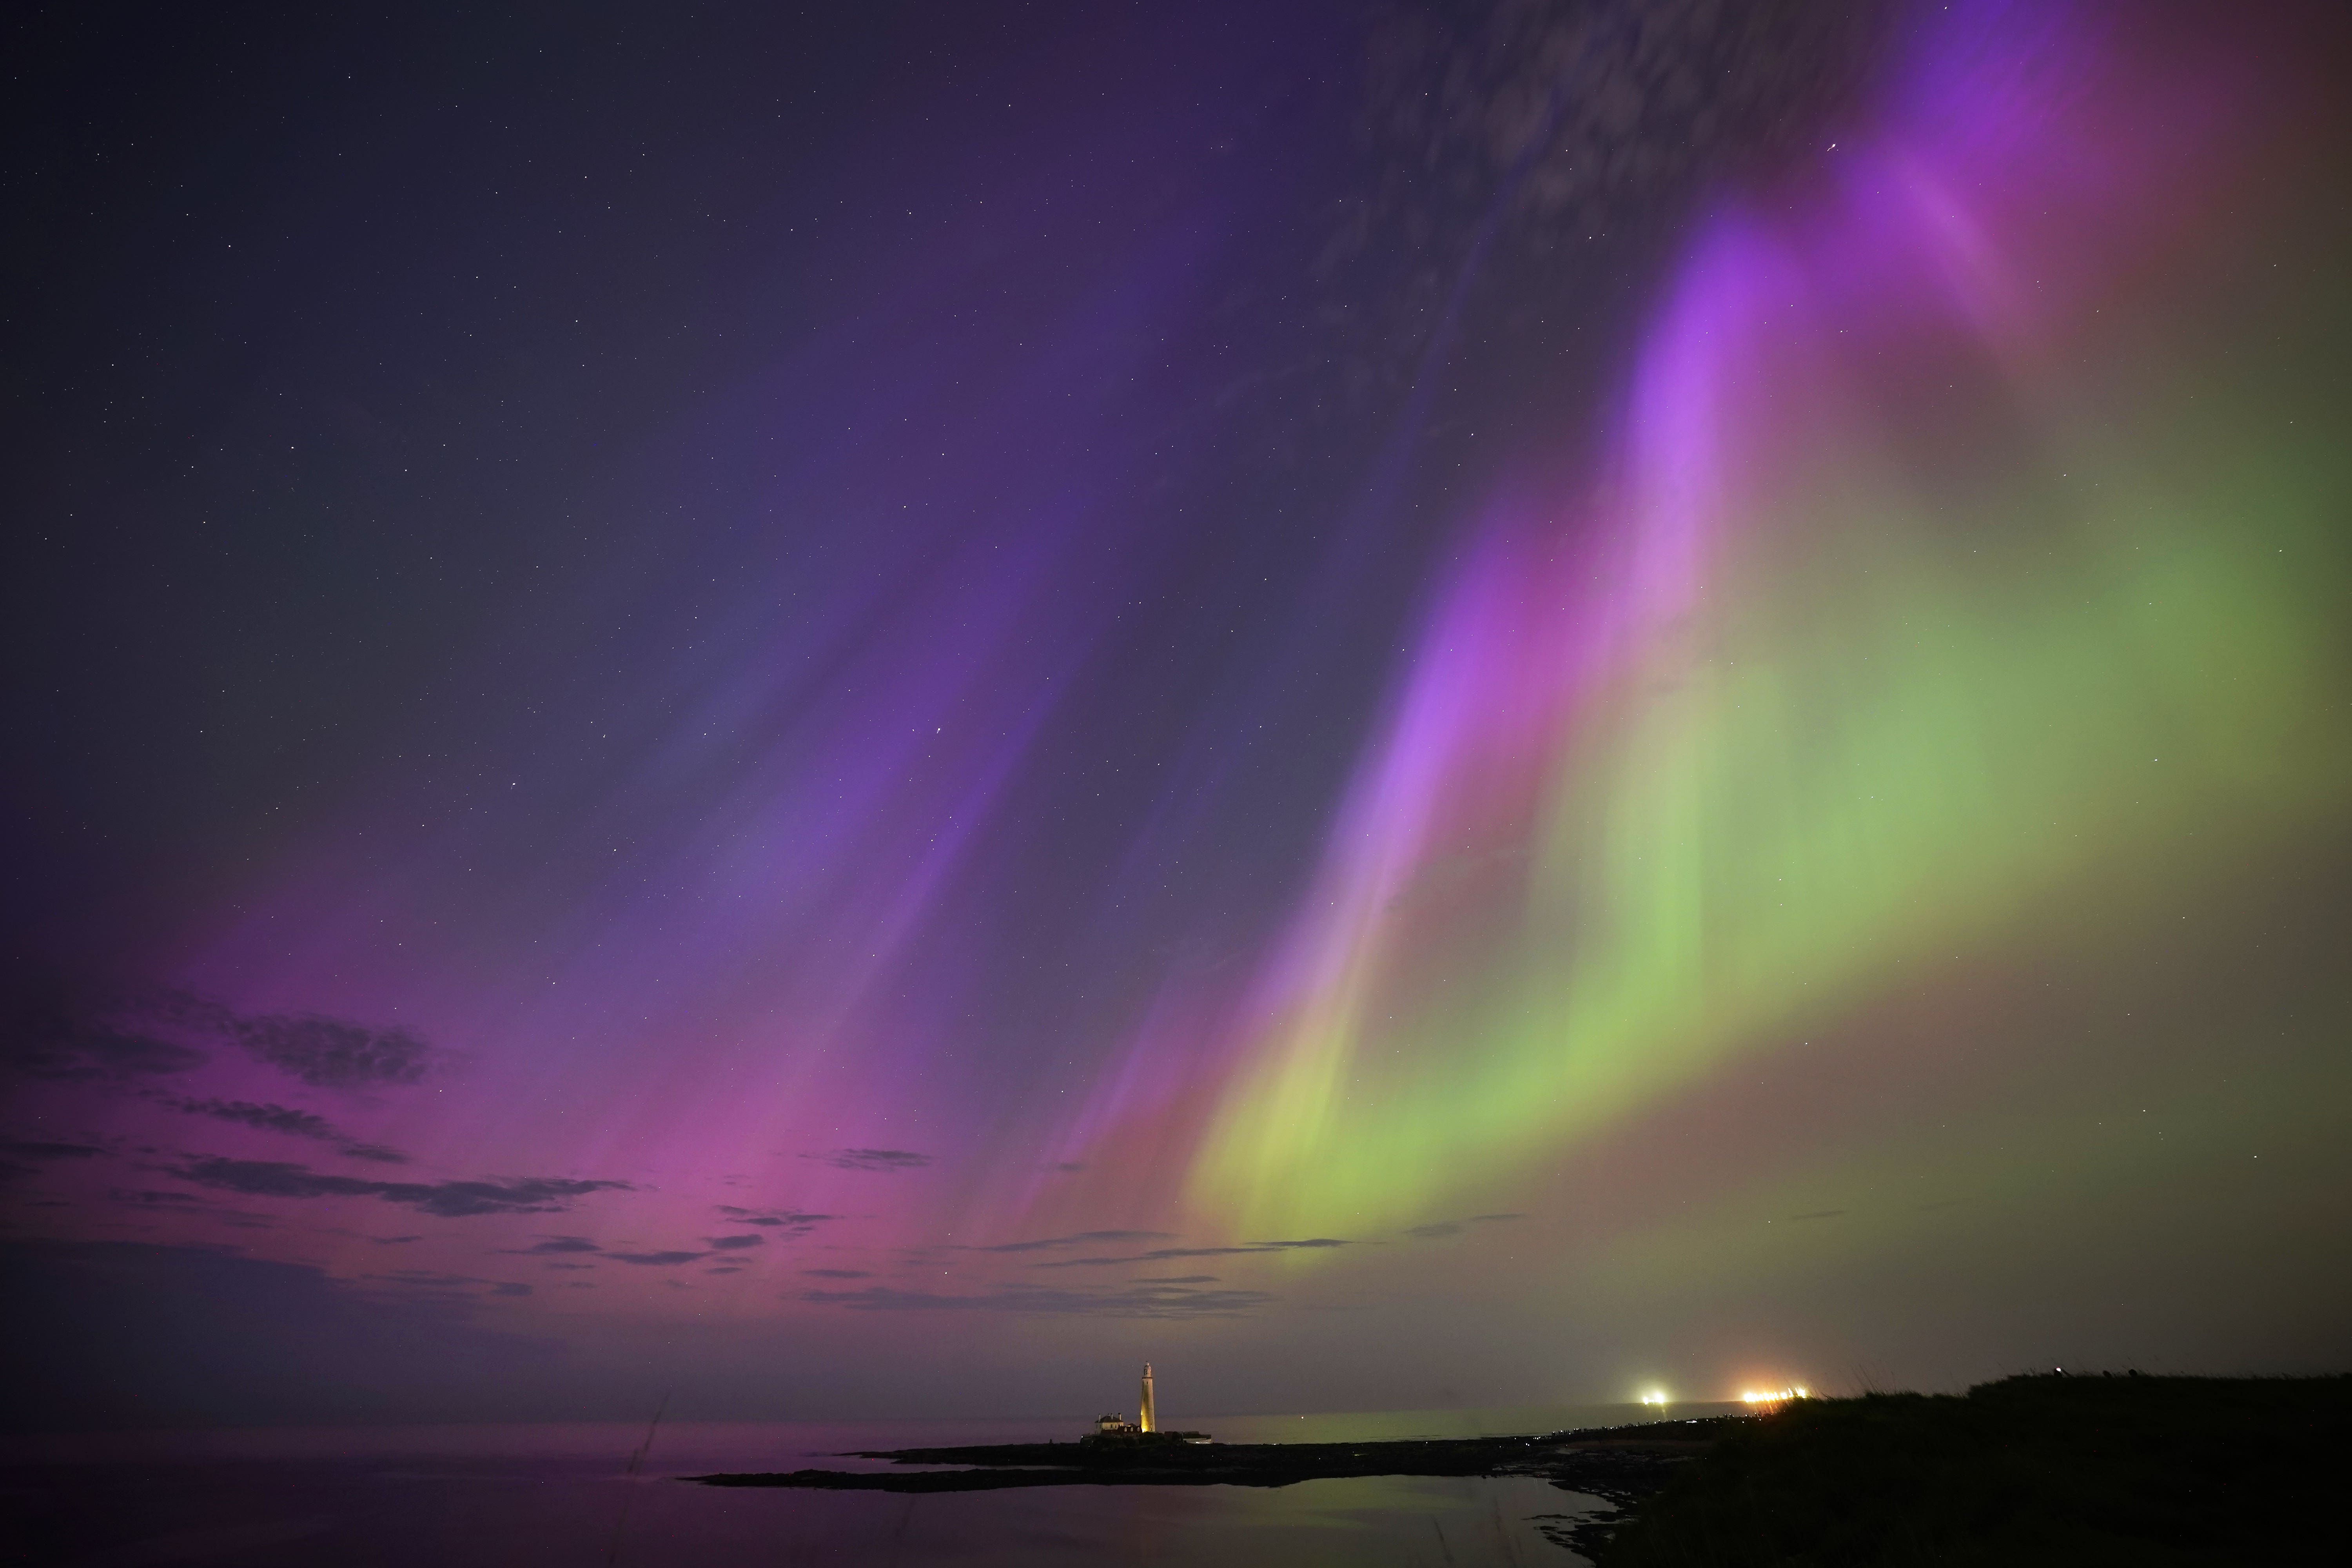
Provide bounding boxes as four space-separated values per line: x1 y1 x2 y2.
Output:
1176 5 2352 1239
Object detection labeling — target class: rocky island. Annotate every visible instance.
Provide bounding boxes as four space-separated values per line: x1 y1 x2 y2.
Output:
688 1414 1736 1496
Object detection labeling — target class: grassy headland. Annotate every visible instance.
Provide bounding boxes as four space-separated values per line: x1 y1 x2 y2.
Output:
1600 1373 2350 1566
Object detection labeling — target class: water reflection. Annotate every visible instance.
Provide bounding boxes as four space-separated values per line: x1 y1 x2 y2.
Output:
4 1406 1701 1565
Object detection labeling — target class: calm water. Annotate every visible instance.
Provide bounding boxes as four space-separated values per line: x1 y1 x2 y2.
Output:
0 1405 1731 1566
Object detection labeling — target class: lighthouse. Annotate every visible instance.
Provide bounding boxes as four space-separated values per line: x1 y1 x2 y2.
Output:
1079 1365 1207 1444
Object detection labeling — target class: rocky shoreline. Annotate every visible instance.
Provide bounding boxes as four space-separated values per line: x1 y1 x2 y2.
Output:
689 1415 1743 1497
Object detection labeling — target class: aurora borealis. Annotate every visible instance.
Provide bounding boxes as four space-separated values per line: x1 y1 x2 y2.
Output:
1183 2 2352 1236
7 0 2350 1429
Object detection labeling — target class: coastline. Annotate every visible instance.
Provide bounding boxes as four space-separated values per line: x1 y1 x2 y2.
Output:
689 1415 1743 1495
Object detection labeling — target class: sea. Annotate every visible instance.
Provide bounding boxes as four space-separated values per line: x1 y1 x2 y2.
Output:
0 1403 1736 1566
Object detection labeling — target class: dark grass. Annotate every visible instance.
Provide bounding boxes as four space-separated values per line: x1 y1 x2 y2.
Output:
1598 1373 2352 1566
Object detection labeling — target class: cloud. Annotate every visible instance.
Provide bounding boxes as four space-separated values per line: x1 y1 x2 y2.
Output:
706 1265 745 1275
1133 1274 1218 1284
1787 1209 1847 1221
4 978 439 1092
1340 0 1887 354
362 1269 550 1309
1033 1238 1354 1269
543 1262 595 1271
811 1148 931 1172
105 1188 207 1207
7 1027 205 1082
0 976 217 1081
500 1235 602 1255
164 1158 630 1217
236 1014 432 1088
176 1100 338 1138
0 1140 108 1160
608 1250 705 1266
704 1234 762 1250
800 1282 1275 1318
370 1235 422 1245
975 1229 1174 1254
714 1205 831 1237
802 1268 871 1279
1410 1212 1524 1240
159 1098 409 1163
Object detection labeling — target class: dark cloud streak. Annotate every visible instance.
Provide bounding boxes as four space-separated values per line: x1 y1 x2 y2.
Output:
3 978 441 1090
811 1148 931 1172
974 1229 1173 1254
499 1235 602 1255
1033 1237 1353 1269
234 1014 433 1088
801 1282 1274 1318
715 1205 831 1237
159 1098 409 1163
165 1158 629 1217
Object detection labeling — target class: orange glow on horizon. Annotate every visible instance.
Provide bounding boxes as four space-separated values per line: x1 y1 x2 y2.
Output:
1739 1385 1810 1406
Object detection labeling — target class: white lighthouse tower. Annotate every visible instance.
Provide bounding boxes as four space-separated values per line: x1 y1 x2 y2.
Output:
1081 1363 1205 1444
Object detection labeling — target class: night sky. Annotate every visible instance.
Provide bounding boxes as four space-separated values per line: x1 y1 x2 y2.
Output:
6 0 2350 1432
